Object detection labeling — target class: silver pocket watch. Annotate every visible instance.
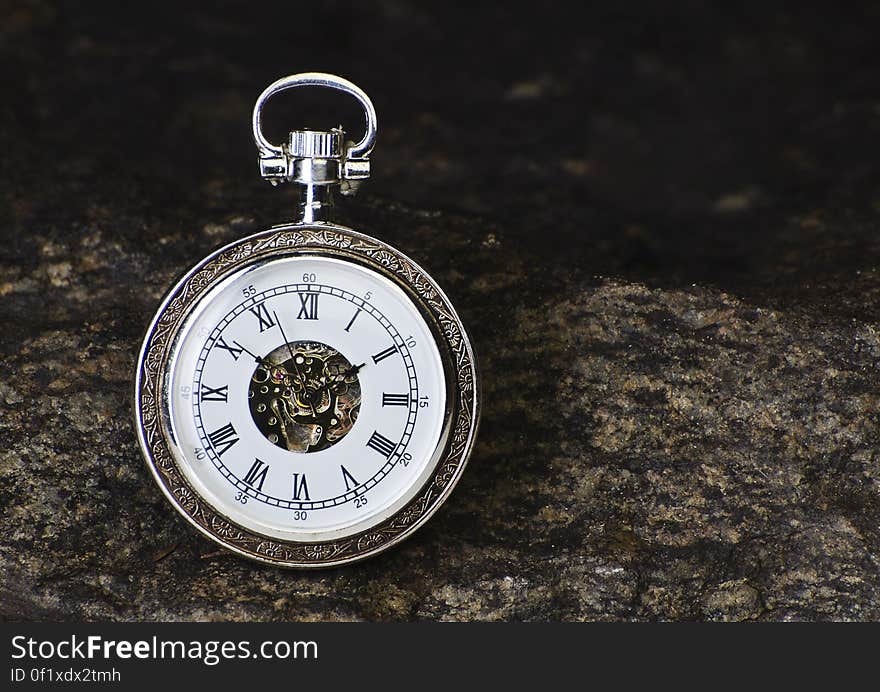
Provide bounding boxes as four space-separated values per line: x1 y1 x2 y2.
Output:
134 73 480 567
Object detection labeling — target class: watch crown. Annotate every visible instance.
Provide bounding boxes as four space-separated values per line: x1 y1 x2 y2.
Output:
253 73 377 208
287 129 342 159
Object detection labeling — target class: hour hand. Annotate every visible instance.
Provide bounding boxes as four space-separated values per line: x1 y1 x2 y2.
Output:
233 340 264 364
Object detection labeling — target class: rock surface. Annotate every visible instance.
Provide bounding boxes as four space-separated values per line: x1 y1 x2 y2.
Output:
2 2 880 620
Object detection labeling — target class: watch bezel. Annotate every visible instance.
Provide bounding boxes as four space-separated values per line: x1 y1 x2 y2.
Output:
134 223 480 568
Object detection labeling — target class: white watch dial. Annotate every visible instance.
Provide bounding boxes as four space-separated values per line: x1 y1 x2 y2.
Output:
167 255 448 542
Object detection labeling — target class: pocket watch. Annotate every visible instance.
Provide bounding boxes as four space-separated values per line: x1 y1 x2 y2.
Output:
134 73 479 567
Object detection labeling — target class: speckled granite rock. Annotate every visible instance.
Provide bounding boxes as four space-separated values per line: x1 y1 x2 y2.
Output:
2 2 880 620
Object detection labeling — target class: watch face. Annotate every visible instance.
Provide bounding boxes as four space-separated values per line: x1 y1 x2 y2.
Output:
170 254 447 541
136 225 479 566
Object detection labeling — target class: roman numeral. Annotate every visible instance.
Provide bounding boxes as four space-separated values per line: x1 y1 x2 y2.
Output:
249 302 276 332
199 384 228 402
341 465 358 492
215 337 244 361
382 393 409 407
366 431 396 458
242 458 269 491
344 308 361 332
372 345 398 364
296 292 319 320
207 422 239 457
292 473 310 501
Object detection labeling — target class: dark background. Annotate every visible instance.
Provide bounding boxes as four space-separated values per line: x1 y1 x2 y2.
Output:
2 1 880 620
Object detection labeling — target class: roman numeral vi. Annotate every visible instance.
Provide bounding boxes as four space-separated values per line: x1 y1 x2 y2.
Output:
292 473 310 501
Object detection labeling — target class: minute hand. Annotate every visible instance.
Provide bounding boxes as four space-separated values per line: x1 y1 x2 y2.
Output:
272 310 317 416
272 310 298 363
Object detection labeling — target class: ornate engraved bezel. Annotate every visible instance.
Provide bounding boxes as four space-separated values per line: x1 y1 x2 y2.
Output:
134 223 479 568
